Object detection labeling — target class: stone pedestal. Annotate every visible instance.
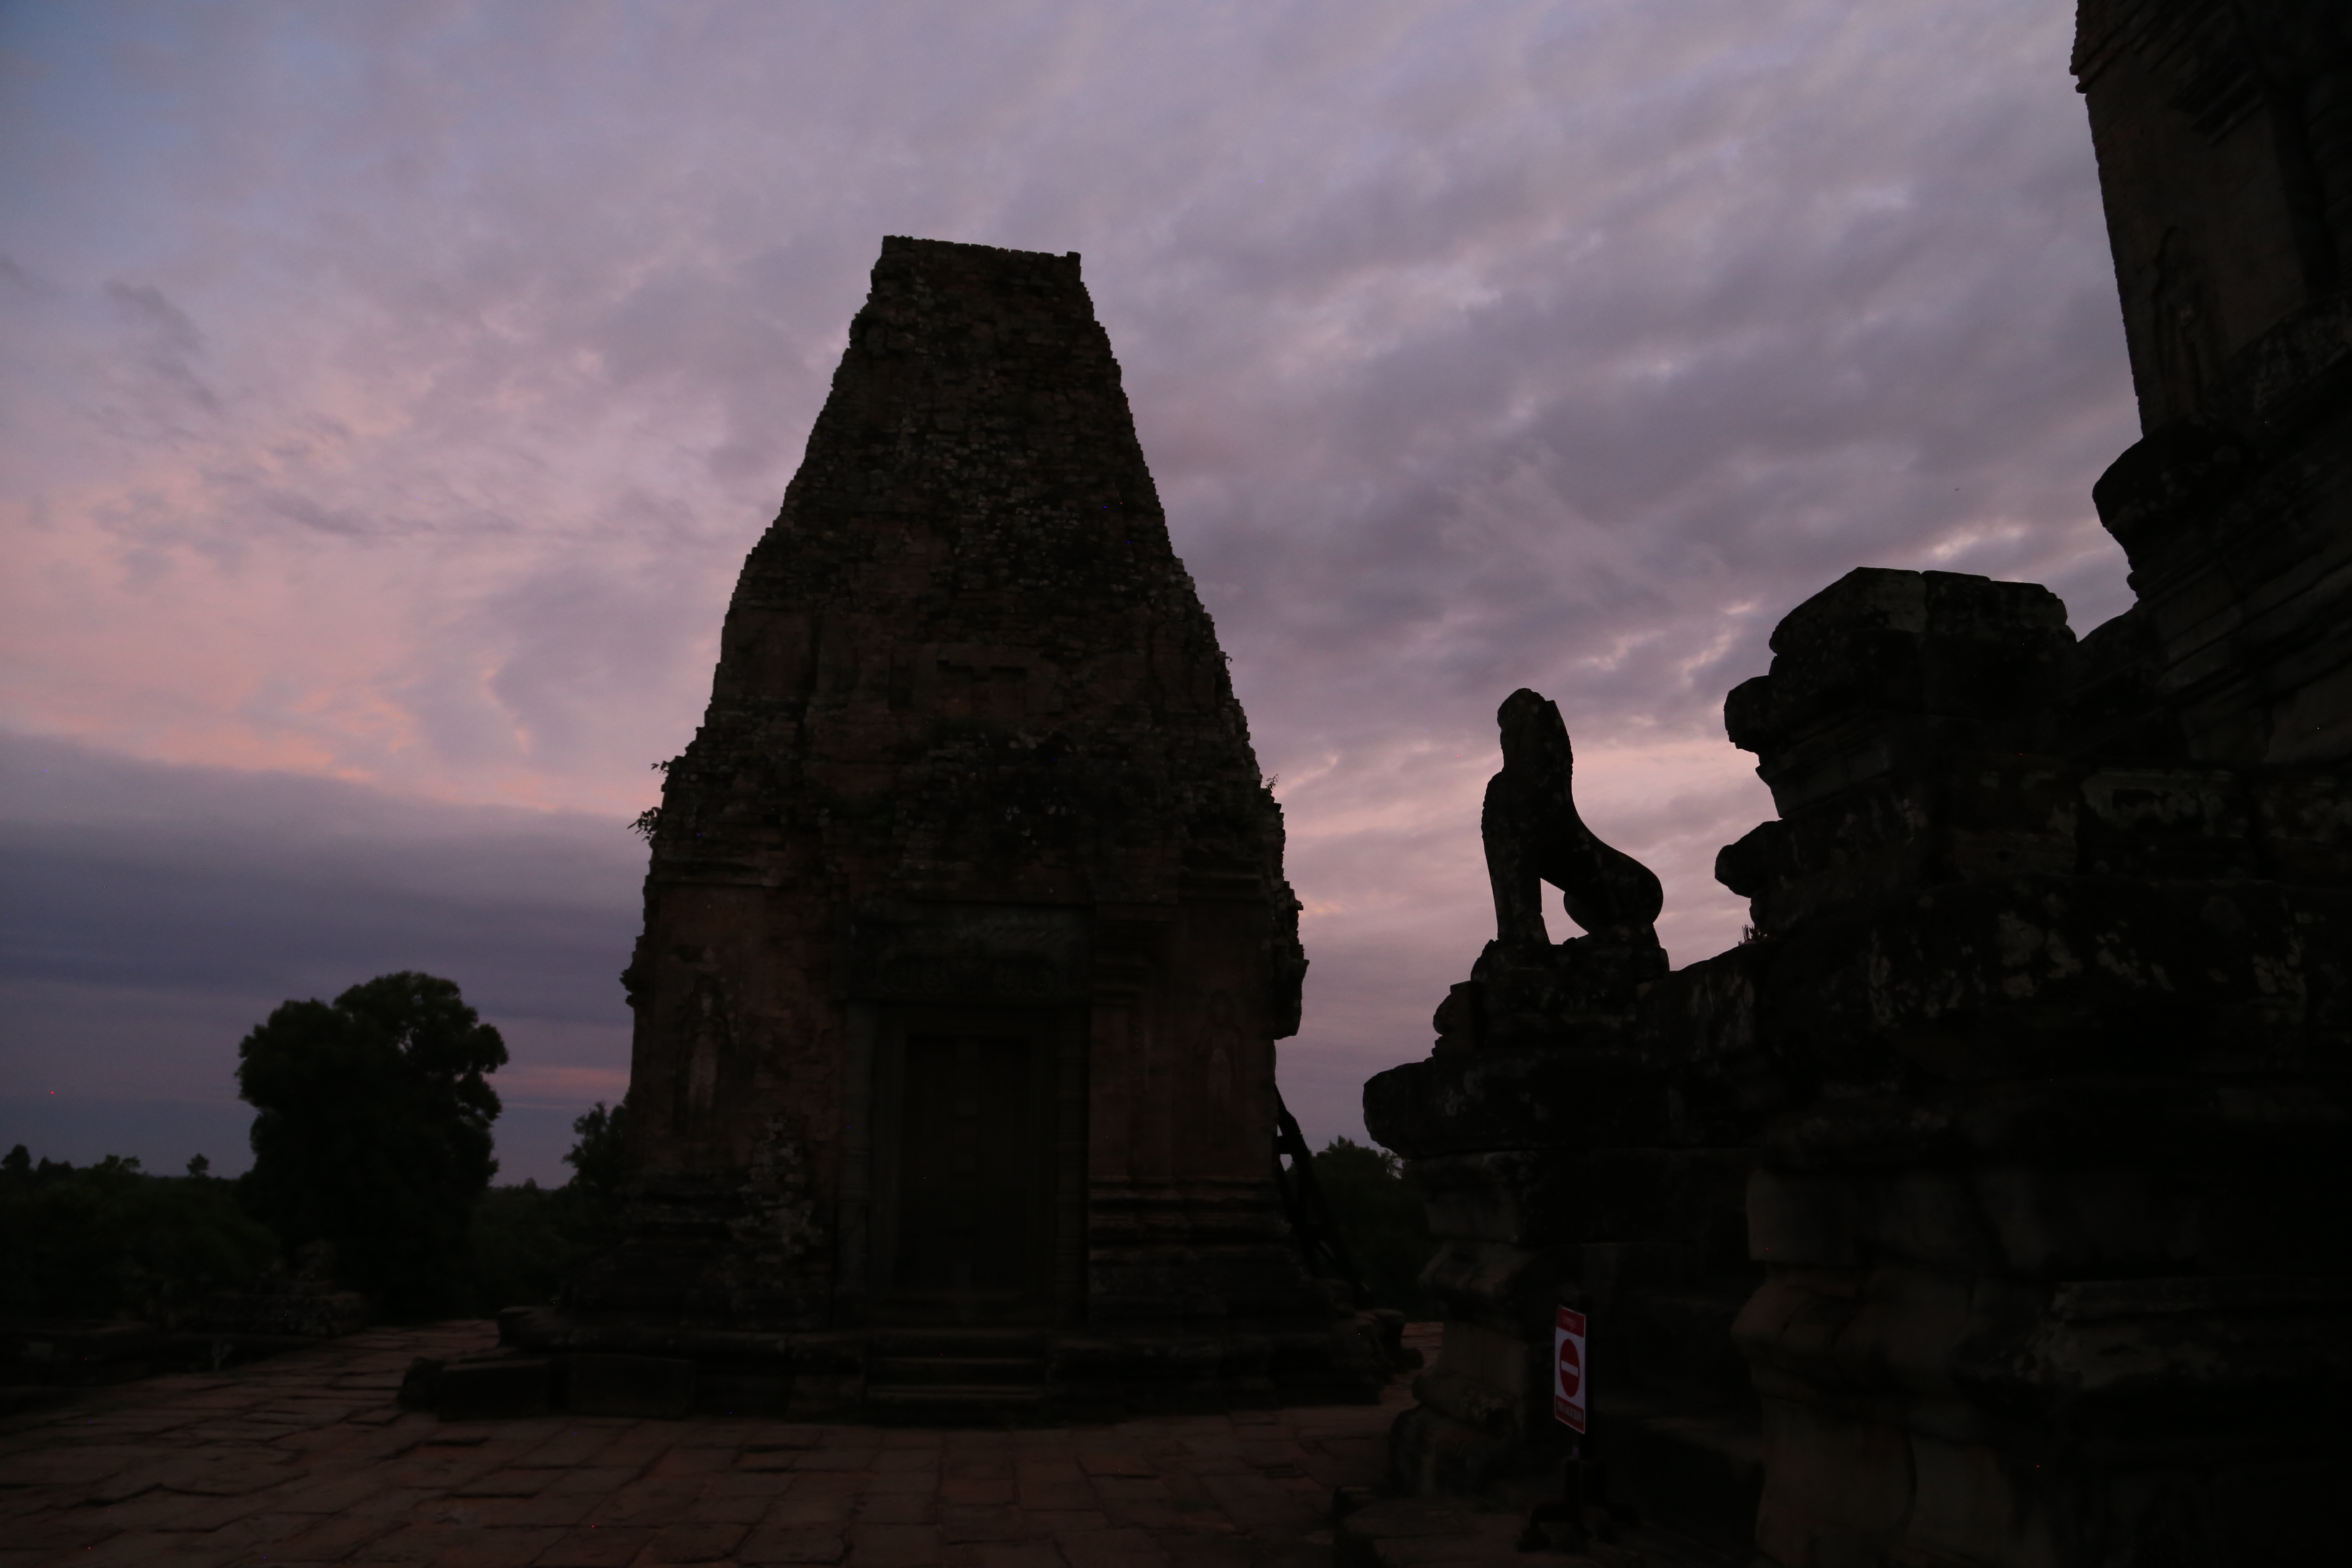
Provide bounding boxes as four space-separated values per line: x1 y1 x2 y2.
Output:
1365 720 1770 1559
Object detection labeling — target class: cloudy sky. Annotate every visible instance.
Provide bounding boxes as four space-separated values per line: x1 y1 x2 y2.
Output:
0 0 2141 1184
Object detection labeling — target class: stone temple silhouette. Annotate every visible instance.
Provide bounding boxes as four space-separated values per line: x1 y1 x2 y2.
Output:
491 236 1386 1420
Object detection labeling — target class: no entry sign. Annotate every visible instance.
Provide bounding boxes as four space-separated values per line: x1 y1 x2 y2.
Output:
1553 1306 1587 1432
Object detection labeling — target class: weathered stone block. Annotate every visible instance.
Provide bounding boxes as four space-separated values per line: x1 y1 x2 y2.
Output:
1365 1048 1669 1159
1721 760 2084 937
1747 1170 1862 1271
1589 1400 1764 1560
1405 1152 1585 1246
1899 1430 2061 1568
1632 940 1770 1072
1402 1149 1744 1252
1725 569 2074 815
1415 1240 1562 1333
1589 1148 1753 1260
1613 1287 1754 1407
2076 767 2253 878
437 1356 554 1421
2250 767 2352 880
1753 1391 1918 1568
567 1353 695 1418
1764 1076 2352 1173
1755 880 2352 1081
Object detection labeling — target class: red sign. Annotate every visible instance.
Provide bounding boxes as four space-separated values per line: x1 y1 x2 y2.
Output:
1553 1306 1587 1432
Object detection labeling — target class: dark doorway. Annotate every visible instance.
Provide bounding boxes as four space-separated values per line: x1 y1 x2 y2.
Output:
870 1012 1068 1323
897 1032 1034 1292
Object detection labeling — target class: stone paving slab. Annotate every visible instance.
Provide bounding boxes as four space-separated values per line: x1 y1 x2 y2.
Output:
1331 1496 1739 1568
0 1325 1437 1568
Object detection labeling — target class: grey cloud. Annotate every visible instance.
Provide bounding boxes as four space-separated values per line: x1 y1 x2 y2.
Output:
0 731 640 999
470 559 727 777
104 280 203 355
98 277 223 435
263 489 379 538
0 732 641 1178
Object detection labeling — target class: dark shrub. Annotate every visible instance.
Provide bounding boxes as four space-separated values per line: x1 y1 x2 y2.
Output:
1312 1136 1436 1318
0 1147 276 1325
467 1097 632 1313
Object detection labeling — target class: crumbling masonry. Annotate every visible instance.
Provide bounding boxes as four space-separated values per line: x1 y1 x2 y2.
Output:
1362 2 2352 1564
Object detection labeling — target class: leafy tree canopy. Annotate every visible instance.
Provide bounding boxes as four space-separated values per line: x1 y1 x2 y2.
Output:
466 1096 634 1314
563 1097 630 1208
236 971 507 1319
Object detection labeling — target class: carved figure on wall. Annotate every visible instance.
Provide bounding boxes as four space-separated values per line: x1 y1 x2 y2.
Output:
1481 687 1663 951
2147 228 2221 423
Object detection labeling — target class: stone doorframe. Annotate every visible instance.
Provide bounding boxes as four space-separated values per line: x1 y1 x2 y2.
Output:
860 1004 1087 1325
833 900 1093 1329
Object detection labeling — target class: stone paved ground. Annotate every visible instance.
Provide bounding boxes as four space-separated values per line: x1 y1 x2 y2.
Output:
0 1323 1441 1568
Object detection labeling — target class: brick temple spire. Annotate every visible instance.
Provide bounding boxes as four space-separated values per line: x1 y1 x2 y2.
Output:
539 238 1370 1417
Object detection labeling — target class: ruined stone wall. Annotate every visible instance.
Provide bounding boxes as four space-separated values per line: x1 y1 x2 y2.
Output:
1721 9 2352 1551
1718 568 2351 1566
1369 568 2350 1565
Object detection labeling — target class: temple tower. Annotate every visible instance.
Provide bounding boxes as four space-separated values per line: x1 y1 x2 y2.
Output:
528 237 1378 1418
2071 0 2352 762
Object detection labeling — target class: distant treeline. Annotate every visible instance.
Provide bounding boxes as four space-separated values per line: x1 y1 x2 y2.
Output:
7 970 1434 1326
3 971 628 1326
0 1148 274 1325
0 1101 627 1326
4 1116 1430 1326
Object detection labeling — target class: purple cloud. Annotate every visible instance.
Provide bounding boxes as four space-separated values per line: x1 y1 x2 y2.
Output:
0 2 2137 1164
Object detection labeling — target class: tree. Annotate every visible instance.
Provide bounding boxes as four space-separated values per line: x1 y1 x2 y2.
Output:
1311 1136 1437 1317
0 1147 275 1324
563 1097 630 1214
236 971 507 1318
464 1097 634 1313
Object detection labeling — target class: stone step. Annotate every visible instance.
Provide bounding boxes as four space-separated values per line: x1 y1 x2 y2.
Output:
864 1328 1051 1423
867 1330 1050 1359
868 1355 1048 1387
862 1381 1048 1425
1335 1494 1740 1568
1588 1396 1762 1562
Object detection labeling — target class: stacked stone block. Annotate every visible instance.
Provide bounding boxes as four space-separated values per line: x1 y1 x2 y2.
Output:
1720 568 2351 1565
